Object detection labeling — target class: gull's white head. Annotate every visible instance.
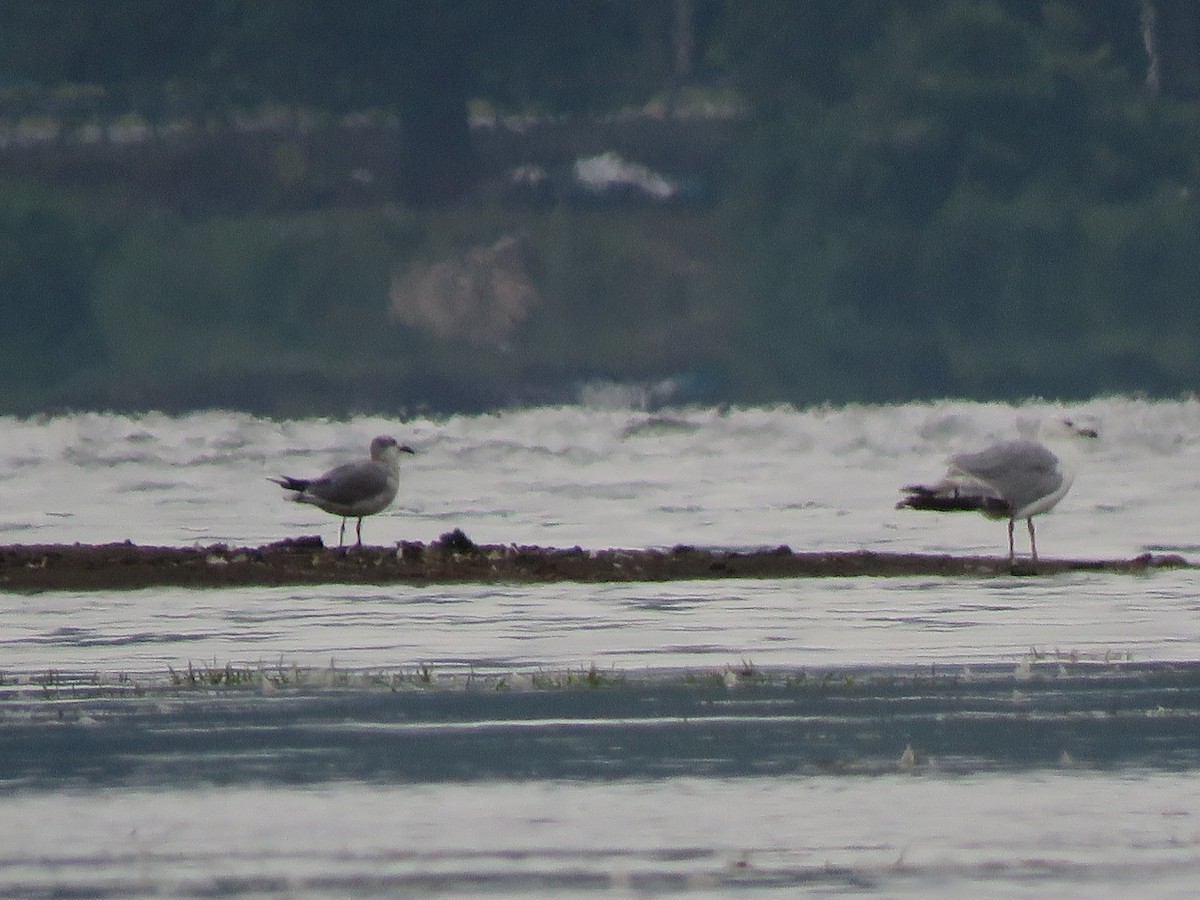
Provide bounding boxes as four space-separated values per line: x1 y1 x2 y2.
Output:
369 435 416 463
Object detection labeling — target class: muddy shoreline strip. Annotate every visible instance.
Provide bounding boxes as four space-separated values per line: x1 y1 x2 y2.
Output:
0 530 1190 591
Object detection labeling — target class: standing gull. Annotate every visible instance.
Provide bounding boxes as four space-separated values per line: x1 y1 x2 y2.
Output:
897 419 1097 563
271 435 415 548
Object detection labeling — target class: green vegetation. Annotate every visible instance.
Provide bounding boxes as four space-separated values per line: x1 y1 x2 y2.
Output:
725 2 1200 402
0 181 740 413
3 2 1200 413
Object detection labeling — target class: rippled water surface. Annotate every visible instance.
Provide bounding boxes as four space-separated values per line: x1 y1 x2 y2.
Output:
4 397 1200 896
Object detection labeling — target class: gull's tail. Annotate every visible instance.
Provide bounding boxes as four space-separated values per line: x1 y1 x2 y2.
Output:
269 476 310 495
896 484 1012 515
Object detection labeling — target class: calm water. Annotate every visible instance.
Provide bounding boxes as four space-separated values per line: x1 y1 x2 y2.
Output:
3 396 1200 896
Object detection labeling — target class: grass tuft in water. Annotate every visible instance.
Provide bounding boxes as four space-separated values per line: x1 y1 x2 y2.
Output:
170 661 260 688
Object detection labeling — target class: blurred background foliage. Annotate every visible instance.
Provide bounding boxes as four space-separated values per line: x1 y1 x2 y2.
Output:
2 0 1200 413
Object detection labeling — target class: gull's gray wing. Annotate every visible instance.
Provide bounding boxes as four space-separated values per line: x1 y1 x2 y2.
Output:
306 460 390 506
950 439 1062 511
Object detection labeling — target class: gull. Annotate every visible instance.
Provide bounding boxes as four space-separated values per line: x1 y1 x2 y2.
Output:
271 435 415 548
897 418 1098 563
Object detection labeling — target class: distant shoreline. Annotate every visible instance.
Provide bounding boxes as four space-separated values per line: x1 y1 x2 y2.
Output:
0 531 1188 591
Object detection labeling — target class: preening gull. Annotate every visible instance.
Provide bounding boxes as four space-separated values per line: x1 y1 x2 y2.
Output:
271 435 415 548
897 419 1098 563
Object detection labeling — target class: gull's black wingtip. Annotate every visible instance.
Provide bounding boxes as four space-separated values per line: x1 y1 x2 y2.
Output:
269 476 308 492
897 487 1011 515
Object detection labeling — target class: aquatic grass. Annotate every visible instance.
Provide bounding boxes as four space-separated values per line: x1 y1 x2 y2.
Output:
33 669 64 694
572 663 625 689
683 670 730 688
12 668 153 699
169 661 260 688
726 657 769 685
522 664 628 690
5 657 1161 703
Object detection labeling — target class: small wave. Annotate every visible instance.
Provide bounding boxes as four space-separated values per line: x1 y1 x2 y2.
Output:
117 480 183 494
622 415 702 438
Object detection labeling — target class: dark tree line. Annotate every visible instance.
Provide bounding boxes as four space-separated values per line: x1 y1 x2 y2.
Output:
1 1 728 202
5 1 1187 201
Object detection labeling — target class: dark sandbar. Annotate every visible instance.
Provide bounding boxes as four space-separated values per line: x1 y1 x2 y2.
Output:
0 529 1189 591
